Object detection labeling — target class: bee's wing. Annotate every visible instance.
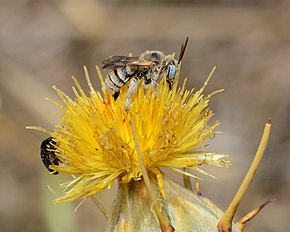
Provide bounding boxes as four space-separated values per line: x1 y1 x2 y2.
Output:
101 56 153 70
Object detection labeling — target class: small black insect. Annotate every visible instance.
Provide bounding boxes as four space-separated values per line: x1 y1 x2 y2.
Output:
40 137 60 175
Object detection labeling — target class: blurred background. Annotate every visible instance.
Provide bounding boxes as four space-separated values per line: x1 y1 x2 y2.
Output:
0 0 289 231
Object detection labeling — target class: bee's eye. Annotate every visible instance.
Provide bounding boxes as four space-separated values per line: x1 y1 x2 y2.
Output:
151 52 159 60
167 64 177 79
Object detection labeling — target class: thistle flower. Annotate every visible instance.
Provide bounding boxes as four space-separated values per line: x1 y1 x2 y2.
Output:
27 63 273 232
29 66 229 204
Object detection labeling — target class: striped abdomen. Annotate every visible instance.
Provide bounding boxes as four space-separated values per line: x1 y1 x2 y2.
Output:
105 66 136 92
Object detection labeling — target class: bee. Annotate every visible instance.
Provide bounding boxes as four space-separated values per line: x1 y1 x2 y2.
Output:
40 137 60 175
101 37 189 109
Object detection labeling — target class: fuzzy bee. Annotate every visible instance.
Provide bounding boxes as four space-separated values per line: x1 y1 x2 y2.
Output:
40 137 60 175
101 37 188 109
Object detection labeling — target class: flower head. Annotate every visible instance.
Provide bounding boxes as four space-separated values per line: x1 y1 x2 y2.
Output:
30 66 229 203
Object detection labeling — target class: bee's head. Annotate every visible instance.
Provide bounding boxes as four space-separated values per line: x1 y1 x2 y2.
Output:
141 51 179 89
165 37 189 90
165 54 178 90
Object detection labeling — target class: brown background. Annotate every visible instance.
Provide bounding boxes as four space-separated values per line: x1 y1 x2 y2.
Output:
0 1 289 232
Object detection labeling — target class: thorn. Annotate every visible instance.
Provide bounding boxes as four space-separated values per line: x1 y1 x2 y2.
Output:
236 198 275 231
70 174 110 219
195 178 202 197
131 121 175 232
217 121 272 232
183 168 193 191
90 196 110 219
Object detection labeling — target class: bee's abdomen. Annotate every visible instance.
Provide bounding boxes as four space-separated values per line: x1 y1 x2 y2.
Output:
105 66 135 92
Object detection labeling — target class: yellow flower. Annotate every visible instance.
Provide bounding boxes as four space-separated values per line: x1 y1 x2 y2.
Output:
30 66 229 203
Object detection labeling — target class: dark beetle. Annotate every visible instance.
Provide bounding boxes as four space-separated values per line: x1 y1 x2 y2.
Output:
40 137 60 175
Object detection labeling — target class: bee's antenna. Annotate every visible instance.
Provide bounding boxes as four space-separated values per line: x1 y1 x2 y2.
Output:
178 37 189 64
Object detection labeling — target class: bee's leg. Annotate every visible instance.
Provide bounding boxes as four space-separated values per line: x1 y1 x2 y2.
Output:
151 79 158 97
113 91 120 100
166 80 172 91
125 77 139 111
